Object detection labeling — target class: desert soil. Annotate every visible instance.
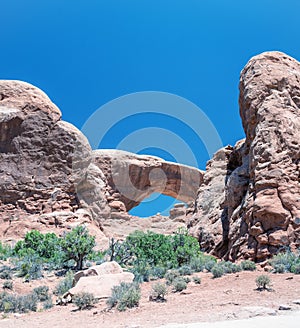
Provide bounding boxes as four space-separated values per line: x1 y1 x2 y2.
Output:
1 270 300 328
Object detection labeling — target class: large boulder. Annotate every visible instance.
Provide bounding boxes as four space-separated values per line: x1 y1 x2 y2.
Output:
69 261 134 299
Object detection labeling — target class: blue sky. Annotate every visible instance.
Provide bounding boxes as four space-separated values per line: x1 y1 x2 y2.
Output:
2 1 300 216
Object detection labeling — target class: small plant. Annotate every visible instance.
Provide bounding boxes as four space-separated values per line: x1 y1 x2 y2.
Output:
53 271 74 296
73 292 97 310
0 266 12 280
149 282 168 302
240 260 256 271
172 277 187 292
149 266 167 280
130 260 151 283
273 263 286 273
193 276 201 284
15 254 43 281
178 265 193 276
189 257 205 272
0 292 38 313
33 286 50 302
165 270 180 285
255 275 271 290
204 260 216 272
43 299 53 310
183 276 191 284
2 281 13 290
107 282 141 311
269 248 300 273
211 264 224 278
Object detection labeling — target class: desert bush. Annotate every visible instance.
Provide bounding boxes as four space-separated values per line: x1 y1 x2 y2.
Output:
2 281 13 290
60 226 96 270
0 243 12 261
178 265 193 276
269 249 300 273
73 292 97 310
211 264 224 278
53 271 74 296
15 254 43 281
0 266 12 280
149 266 167 280
172 277 187 292
255 275 271 290
193 276 201 284
273 263 286 273
149 282 168 302
204 260 216 272
240 260 256 271
291 263 300 274
0 292 38 313
107 282 141 311
43 299 53 309
183 276 191 284
165 270 180 285
130 260 151 283
33 286 50 302
221 261 241 274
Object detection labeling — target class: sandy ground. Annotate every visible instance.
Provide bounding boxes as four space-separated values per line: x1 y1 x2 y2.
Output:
1 270 300 328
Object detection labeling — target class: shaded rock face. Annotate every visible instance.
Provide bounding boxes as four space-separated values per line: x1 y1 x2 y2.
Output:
92 149 203 211
190 51 300 261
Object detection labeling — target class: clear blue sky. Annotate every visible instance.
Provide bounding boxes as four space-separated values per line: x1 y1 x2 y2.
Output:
2 1 300 216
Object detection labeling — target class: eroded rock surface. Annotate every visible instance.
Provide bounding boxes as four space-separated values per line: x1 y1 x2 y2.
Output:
190 51 300 261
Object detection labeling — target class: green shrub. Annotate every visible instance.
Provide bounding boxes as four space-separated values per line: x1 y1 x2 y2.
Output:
15 254 43 281
107 282 141 311
43 299 53 310
172 277 187 292
53 271 74 296
273 263 286 273
211 264 224 278
0 292 38 313
255 275 271 290
2 281 13 290
178 265 193 276
73 292 97 310
60 226 96 270
269 249 300 273
149 266 167 280
221 261 241 274
240 260 256 271
165 270 180 285
0 243 12 260
14 230 61 260
33 286 50 302
193 276 201 284
0 266 12 280
204 260 216 272
114 229 202 269
150 282 168 302
291 263 300 274
183 276 191 284
130 260 151 283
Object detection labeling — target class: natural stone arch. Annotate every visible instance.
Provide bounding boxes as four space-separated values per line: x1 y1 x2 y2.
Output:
92 149 204 211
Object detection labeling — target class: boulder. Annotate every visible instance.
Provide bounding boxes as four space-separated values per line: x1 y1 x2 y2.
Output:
69 272 134 299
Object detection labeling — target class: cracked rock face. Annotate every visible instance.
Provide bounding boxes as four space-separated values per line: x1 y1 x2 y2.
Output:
190 51 300 261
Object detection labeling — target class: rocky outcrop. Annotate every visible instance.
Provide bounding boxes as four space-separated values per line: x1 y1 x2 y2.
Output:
92 149 203 211
190 51 300 261
0 80 110 242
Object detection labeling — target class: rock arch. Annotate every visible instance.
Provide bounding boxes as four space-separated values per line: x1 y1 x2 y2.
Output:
92 149 204 211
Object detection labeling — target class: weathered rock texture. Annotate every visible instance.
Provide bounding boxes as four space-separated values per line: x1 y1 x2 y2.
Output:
190 51 300 261
0 80 110 242
92 149 203 211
